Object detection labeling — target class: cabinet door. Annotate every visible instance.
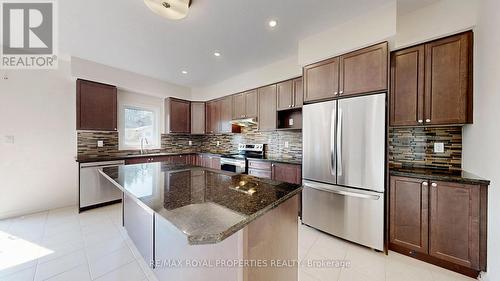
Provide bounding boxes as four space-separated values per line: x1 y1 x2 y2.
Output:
210 157 221 170
191 102 205 134
220 97 233 133
206 101 220 134
424 32 473 125
389 176 429 254
166 98 190 134
245 90 258 118
272 163 301 184
390 46 425 126
293 78 303 108
340 42 388 97
277 80 294 110
303 57 339 103
77 79 117 131
248 168 272 179
429 181 480 269
258 85 277 131
232 93 246 119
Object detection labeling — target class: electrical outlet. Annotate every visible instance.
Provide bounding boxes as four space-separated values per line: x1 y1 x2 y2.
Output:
434 142 445 153
97 140 104 148
289 118 294 126
216 141 220 146
284 141 289 148
188 140 192 146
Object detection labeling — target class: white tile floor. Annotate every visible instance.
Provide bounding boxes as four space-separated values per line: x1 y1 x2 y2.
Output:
0 204 476 281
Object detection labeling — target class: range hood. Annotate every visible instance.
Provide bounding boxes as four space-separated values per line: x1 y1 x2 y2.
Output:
230 117 257 127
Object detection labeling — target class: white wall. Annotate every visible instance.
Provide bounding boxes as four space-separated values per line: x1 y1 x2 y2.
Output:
395 0 479 49
191 56 301 101
71 57 191 100
463 0 500 280
0 61 78 219
298 1 397 66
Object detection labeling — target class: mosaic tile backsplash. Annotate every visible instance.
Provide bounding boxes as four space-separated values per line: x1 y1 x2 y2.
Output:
389 126 462 170
77 125 302 161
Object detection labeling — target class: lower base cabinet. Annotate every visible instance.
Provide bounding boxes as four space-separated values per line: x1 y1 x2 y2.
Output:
247 160 302 185
196 154 221 170
389 176 487 278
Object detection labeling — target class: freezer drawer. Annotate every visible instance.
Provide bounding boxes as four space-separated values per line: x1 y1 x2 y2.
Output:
302 181 384 251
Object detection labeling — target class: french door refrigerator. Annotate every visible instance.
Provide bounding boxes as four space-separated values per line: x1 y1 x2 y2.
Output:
302 93 386 251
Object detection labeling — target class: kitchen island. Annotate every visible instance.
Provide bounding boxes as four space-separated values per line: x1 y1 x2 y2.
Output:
100 162 302 281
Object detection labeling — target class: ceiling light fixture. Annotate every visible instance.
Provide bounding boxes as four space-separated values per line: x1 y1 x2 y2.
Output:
144 0 192 20
181 70 188 74
214 52 221 57
268 20 277 28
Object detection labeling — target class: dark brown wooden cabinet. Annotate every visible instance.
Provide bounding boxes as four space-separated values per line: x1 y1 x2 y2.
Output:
190 102 205 134
277 78 303 110
303 57 339 103
197 154 220 170
258 84 277 131
390 176 429 254
429 181 481 269
206 100 220 134
390 46 425 126
390 31 473 126
76 79 117 131
339 42 388 97
272 163 302 185
233 90 258 119
219 97 233 133
389 175 487 277
165 98 190 134
304 43 388 103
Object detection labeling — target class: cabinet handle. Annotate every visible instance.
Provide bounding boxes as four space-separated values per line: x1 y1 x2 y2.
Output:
431 183 437 187
334 92 338 96
426 119 431 123
422 182 428 186
418 120 423 124
339 91 344 94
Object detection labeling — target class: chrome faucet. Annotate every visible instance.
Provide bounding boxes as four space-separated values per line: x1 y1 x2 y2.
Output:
140 137 149 154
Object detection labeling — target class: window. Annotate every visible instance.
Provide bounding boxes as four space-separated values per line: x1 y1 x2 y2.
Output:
120 105 160 149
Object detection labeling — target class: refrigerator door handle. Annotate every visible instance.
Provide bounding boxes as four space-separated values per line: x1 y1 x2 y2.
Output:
304 181 380 200
336 108 343 176
330 104 336 176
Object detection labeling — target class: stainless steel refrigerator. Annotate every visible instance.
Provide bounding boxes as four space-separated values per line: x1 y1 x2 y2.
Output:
302 93 386 251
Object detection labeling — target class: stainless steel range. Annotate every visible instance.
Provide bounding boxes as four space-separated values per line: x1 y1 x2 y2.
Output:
220 144 264 174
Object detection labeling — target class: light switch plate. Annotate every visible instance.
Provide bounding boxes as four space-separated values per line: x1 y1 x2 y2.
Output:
284 141 289 148
289 118 294 126
434 142 445 153
216 141 220 146
97 140 104 147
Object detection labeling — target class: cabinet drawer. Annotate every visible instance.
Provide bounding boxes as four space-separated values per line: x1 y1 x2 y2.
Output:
248 160 272 170
248 168 272 179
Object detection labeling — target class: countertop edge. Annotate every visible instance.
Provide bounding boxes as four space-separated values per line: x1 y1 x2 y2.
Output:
389 169 491 186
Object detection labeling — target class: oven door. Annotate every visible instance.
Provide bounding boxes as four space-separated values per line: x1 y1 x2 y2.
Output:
220 158 246 174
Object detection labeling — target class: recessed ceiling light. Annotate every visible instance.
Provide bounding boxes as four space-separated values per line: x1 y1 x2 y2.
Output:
181 70 188 74
268 20 277 28
214 52 221 57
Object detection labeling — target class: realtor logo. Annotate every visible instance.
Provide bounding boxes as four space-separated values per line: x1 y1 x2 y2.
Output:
1 1 58 69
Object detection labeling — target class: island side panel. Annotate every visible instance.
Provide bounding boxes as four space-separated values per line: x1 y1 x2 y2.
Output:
154 215 244 281
243 194 299 281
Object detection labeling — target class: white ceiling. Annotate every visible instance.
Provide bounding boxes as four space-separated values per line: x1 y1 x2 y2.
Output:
59 0 433 88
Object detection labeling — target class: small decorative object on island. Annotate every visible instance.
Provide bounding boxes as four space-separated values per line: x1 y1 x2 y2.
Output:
144 0 191 20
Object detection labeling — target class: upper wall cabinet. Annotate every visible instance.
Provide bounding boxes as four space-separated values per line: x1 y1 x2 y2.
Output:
190 102 205 134
303 42 388 103
340 42 388 97
277 77 303 110
258 84 277 131
77 79 117 131
206 100 220 134
165 98 190 134
219 96 233 133
390 31 473 126
232 90 258 119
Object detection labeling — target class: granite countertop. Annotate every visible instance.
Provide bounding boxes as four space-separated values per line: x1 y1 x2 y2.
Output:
390 166 490 185
77 152 302 165
100 163 302 245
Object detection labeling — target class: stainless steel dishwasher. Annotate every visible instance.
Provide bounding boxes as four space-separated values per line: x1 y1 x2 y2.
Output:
79 160 124 212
